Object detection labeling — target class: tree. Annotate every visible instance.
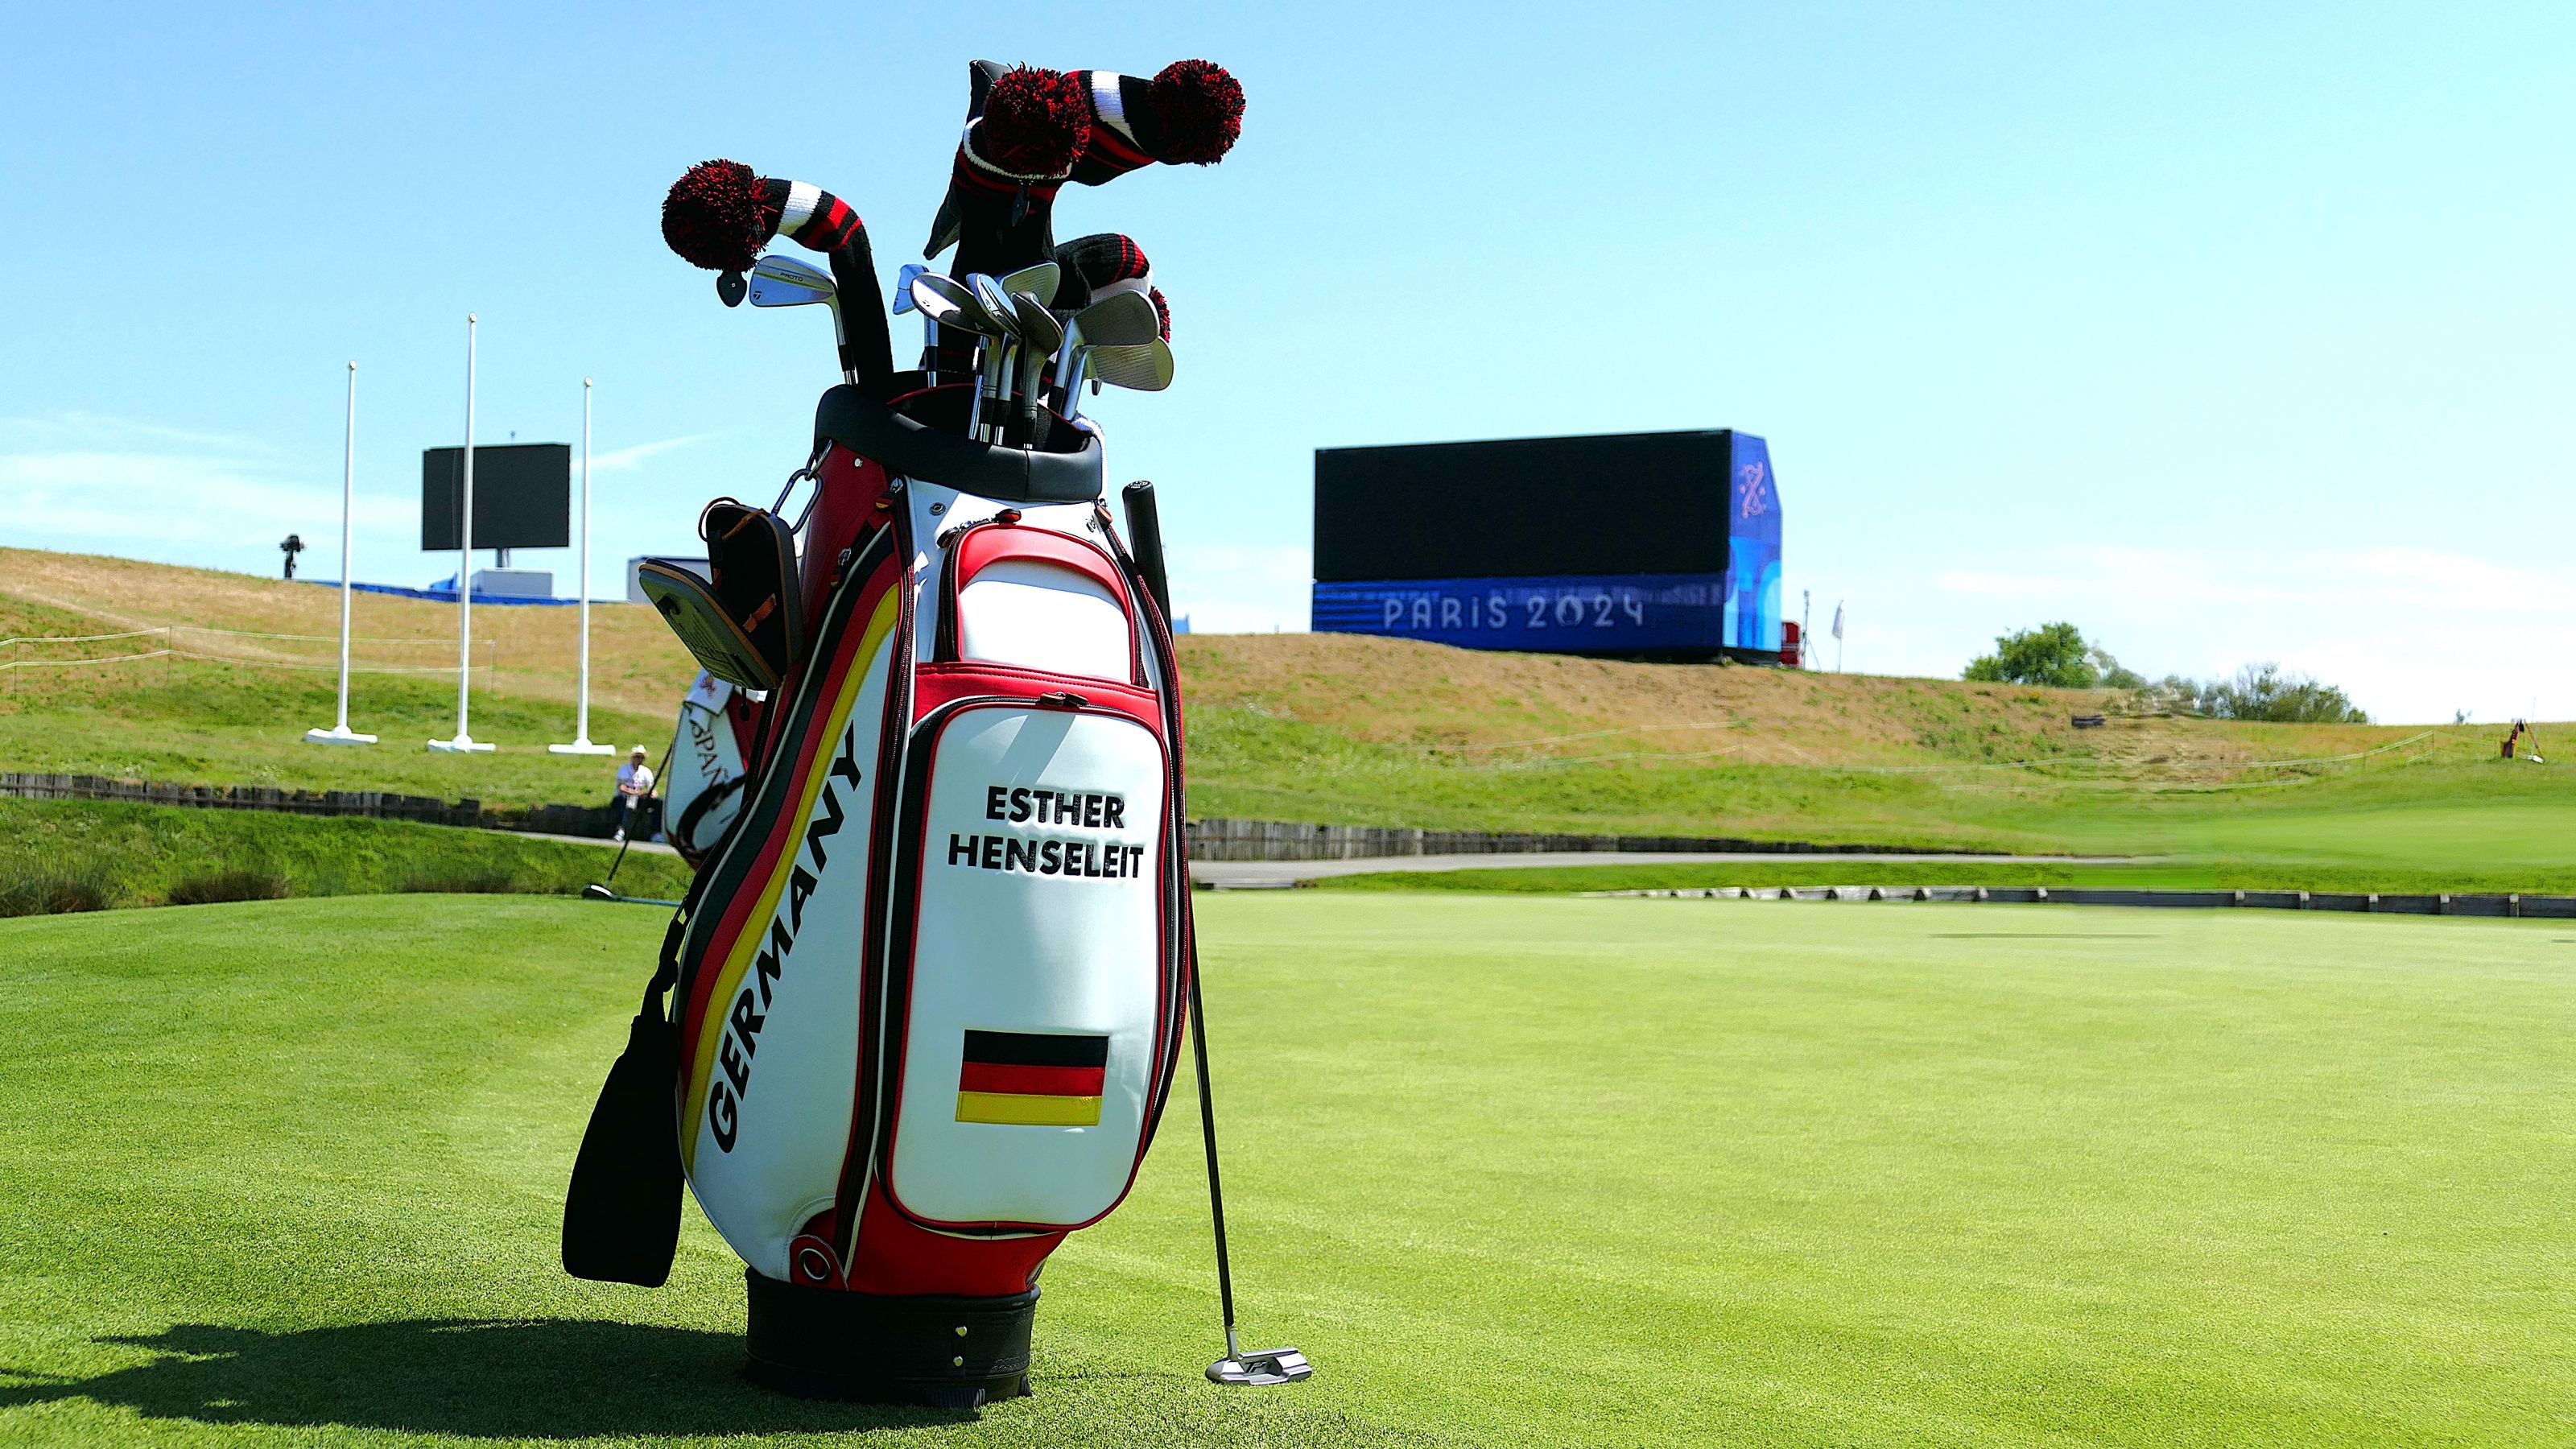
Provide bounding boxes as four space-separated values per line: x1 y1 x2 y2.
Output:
2192 663 2370 724
1963 621 2099 688
2114 663 2372 724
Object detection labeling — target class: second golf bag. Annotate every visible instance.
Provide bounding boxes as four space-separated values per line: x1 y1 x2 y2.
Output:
660 671 763 867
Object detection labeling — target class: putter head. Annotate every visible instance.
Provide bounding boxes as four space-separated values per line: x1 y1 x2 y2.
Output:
1071 289 1162 349
891 262 926 315
1208 1348 1312 1386
580 883 616 902
997 261 1060 309
747 254 835 308
1088 336 1175 393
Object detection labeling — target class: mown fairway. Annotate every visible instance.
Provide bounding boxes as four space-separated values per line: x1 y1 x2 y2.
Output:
1 894 2570 1446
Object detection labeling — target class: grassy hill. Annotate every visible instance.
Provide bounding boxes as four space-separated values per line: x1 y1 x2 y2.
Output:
6 548 2567 867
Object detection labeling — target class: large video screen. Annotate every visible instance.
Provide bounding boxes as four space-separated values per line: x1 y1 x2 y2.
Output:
1311 430 1780 658
1313 430 1732 581
420 444 571 551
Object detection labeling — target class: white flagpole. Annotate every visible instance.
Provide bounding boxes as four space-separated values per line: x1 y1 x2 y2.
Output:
431 314 494 753
551 377 612 754
308 361 376 745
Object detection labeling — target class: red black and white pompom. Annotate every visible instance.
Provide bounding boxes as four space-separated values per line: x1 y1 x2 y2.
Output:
1069 60 1245 186
661 161 868 271
924 63 1096 274
658 161 894 396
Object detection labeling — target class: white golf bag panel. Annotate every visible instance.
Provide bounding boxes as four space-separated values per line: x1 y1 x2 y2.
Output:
675 556 907 1280
665 671 760 861
886 698 1170 1228
873 489 1179 1232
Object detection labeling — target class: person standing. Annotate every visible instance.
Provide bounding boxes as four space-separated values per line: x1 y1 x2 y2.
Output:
613 746 655 842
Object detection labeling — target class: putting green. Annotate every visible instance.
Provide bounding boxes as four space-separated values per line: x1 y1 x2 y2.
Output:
1 894 2569 1446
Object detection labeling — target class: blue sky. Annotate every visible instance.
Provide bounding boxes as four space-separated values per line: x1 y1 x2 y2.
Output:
2 2 2569 723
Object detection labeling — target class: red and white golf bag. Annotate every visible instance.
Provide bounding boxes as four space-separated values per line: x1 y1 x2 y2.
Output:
569 387 1201 1406
564 56 1268 1408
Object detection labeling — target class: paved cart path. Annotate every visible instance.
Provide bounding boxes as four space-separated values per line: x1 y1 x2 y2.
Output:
514 830 2136 887
1190 851 2138 888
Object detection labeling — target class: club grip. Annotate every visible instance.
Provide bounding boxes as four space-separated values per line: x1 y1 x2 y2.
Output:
1121 481 1172 621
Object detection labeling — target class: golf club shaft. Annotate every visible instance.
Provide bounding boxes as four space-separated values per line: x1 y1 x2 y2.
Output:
1188 933 1241 1340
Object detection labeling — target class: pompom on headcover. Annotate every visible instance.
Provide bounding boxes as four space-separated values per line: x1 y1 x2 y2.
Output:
663 159 778 273
981 67 1091 177
1145 60 1243 164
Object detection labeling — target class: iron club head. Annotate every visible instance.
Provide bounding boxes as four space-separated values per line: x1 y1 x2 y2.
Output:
1007 290 1064 446
1068 288 1162 349
1055 290 1165 419
1087 336 1175 393
746 254 836 309
996 261 1061 310
908 273 1000 336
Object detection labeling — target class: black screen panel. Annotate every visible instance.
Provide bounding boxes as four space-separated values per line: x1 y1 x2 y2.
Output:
1313 431 1732 581
420 444 572 551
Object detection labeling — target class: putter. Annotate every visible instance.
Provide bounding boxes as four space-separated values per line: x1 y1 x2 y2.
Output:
970 273 1026 444
910 273 1009 438
1006 291 1063 447
1055 291 1163 416
1187 924 1312 1388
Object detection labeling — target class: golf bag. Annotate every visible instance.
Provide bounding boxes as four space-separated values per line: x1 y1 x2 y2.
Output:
568 56 1261 1408
661 671 763 867
572 384 1198 1406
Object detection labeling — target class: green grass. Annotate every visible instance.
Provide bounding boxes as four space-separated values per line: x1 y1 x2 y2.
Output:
0 657 671 810
2 894 2570 1445
1319 777 2576 894
0 799 688 913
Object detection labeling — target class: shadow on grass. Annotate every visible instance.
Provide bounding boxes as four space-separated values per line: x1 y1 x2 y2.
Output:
0 1319 975 1438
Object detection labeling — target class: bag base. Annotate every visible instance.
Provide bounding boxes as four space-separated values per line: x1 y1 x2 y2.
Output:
742 1271 1038 1408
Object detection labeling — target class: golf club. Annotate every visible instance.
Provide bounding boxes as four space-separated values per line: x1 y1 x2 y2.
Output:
890 262 931 374
995 260 1060 310
1067 337 1176 424
749 254 847 378
1006 291 1063 447
1187 913 1313 1388
1055 290 1163 415
747 253 836 308
970 273 1026 444
910 273 1009 438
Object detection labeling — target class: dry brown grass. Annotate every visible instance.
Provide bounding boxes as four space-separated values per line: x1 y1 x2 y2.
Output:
1174 630 2409 774
0 547 694 716
3 546 2427 786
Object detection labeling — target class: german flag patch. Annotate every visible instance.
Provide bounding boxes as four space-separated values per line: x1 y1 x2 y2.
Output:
956 1030 1108 1126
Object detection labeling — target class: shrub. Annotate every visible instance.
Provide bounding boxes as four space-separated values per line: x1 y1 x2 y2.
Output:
166 867 291 906
0 864 118 918
2120 664 2370 724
